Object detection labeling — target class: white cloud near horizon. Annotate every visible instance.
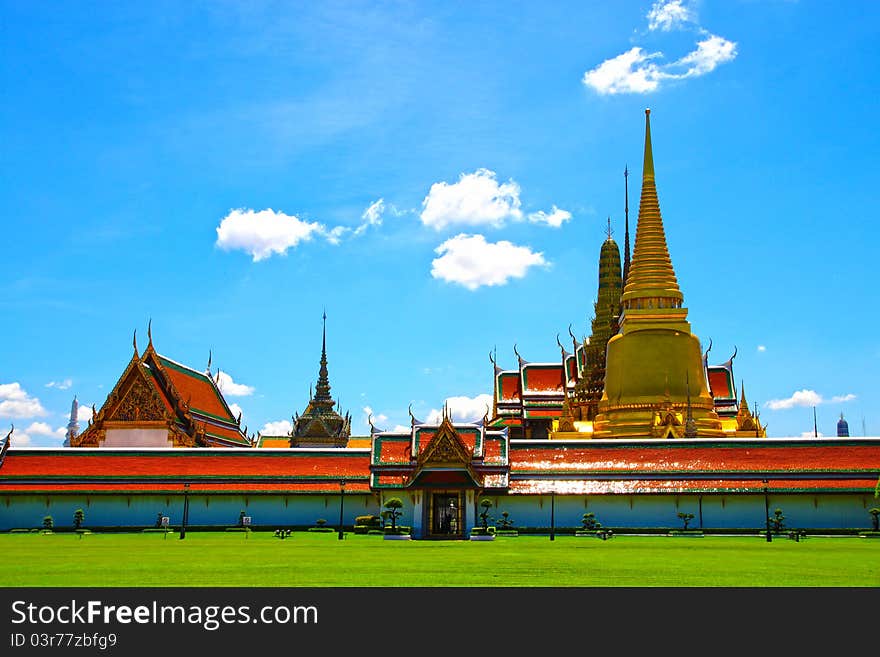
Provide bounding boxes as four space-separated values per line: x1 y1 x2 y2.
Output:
766 389 857 411
424 394 494 425
0 382 48 419
420 169 523 230
215 208 345 261
757 345 767 352
215 370 255 397
45 379 72 390
431 234 547 290
261 419 292 436
647 0 694 32
363 405 389 429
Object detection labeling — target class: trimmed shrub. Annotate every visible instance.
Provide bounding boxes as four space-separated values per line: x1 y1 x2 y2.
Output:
42 515 54 530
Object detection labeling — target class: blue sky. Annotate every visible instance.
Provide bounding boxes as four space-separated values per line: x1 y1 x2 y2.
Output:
2 1 878 445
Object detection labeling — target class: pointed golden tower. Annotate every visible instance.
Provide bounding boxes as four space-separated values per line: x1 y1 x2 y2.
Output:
592 109 724 438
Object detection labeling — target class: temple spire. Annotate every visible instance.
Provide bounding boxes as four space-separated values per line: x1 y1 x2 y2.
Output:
621 108 683 310
313 310 332 405
623 165 631 285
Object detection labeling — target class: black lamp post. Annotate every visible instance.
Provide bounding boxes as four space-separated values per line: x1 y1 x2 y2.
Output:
762 479 771 542
550 490 556 541
338 479 346 540
180 482 190 540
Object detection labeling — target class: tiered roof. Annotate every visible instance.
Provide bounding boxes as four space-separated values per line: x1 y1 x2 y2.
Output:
370 414 509 490
72 334 250 448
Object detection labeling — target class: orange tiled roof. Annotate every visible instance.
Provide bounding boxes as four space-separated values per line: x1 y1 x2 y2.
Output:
708 369 733 399
507 477 879 495
156 355 233 421
0 450 370 480
522 365 564 393
509 440 880 474
499 373 522 401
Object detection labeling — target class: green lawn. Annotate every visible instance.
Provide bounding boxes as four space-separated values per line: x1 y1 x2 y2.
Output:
1 532 878 587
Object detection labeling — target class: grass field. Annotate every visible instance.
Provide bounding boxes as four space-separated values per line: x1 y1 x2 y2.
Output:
1 531 878 587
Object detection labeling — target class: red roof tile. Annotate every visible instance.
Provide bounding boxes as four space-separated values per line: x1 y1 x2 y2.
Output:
0 451 370 479
507 478 879 495
156 356 232 421
522 365 564 392
509 441 880 474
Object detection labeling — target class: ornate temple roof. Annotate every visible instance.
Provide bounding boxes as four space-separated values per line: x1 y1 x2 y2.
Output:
72 331 250 448
290 313 351 447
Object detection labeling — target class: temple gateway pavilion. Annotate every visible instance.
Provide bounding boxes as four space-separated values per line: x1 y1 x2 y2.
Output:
1 111 877 538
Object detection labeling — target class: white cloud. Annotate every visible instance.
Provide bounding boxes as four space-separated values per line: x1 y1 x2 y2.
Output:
800 431 825 438
766 389 823 410
353 199 385 237
76 405 95 423
0 382 48 419
757 345 767 352
583 47 664 95
45 379 72 390
391 424 411 434
431 234 547 291
363 406 388 427
583 0 737 97
424 394 494 425
766 390 857 411
261 419 292 436
15 423 66 447
420 169 523 230
527 205 572 228
25 421 58 436
647 0 694 32
673 34 737 78
215 208 344 262
215 370 255 397
228 402 244 421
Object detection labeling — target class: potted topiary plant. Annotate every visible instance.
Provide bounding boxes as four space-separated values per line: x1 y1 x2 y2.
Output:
770 508 785 535
42 515 54 534
576 512 603 537
859 507 880 538
382 497 410 540
495 511 518 537
73 508 85 530
470 499 495 540
670 512 703 537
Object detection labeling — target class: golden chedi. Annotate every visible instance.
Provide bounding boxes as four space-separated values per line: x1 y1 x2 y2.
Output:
592 110 724 438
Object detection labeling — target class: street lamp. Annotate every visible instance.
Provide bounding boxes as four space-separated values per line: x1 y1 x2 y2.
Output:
762 479 771 542
338 479 346 541
550 489 556 541
180 482 190 540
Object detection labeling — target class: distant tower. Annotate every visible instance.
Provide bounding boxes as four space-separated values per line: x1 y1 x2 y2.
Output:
64 396 79 447
571 218 622 421
836 413 850 437
291 312 351 447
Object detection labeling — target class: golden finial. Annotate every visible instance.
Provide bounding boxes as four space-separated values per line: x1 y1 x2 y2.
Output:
147 318 153 348
133 330 139 358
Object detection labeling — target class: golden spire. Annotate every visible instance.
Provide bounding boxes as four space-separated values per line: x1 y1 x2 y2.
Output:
621 108 683 310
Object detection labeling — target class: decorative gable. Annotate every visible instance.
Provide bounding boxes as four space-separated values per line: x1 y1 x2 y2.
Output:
108 373 167 422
